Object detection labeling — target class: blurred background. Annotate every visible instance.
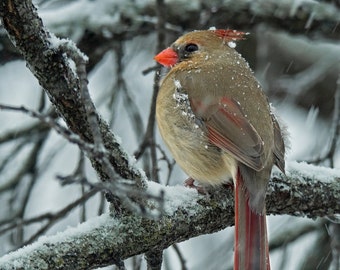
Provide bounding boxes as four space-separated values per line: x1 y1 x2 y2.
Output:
0 0 339 269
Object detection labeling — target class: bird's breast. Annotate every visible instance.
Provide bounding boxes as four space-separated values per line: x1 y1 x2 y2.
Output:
156 77 237 185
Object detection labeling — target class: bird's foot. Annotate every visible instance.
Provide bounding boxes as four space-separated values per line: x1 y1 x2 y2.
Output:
223 182 234 190
184 177 206 194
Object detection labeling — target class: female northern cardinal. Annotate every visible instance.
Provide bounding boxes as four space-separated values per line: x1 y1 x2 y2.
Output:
154 29 285 270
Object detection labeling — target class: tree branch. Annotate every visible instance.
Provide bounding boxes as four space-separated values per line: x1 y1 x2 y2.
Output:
1 0 340 70
0 0 146 191
0 161 338 270
37 0 340 40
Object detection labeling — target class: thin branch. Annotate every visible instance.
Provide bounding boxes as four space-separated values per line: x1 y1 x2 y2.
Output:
0 140 29 175
0 188 99 237
56 174 165 220
277 53 339 98
9 135 48 246
329 223 340 270
0 121 50 144
300 224 333 269
172 244 188 270
134 0 167 183
0 104 106 158
156 144 176 186
18 188 100 248
269 220 324 251
0 133 48 194
5 1 340 45
115 41 145 143
98 192 107 216
308 78 340 167
1 0 340 82
145 249 163 270
142 65 159 76
0 103 163 217
132 255 143 270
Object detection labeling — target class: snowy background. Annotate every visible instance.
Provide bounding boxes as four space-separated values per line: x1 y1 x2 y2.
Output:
0 0 339 269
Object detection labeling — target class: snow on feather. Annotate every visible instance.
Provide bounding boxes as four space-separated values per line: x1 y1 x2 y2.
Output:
172 79 202 130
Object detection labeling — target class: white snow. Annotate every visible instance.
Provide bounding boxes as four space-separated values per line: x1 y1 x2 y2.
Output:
286 161 340 183
174 79 182 89
48 33 89 62
146 181 200 215
0 213 114 267
227 41 236 48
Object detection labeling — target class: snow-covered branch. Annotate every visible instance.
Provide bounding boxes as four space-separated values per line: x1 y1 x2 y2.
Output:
0 162 338 270
1 0 340 70
37 0 340 40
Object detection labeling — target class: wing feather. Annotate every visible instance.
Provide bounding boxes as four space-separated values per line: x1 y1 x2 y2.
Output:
191 96 264 171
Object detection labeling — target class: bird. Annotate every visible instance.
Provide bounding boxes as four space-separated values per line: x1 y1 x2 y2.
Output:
154 29 285 270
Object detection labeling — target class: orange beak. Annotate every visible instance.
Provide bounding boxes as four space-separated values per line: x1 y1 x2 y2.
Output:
154 48 178 67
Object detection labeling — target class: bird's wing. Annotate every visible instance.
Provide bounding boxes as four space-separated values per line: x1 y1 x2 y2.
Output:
191 96 264 171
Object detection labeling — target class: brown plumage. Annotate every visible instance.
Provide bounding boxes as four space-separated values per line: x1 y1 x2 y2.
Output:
155 29 285 270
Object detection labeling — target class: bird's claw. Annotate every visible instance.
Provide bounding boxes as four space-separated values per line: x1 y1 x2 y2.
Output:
184 177 206 194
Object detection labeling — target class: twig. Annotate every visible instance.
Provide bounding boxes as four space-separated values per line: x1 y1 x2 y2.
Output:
0 135 47 194
0 140 28 174
0 103 164 217
307 77 340 166
10 135 48 245
156 144 176 186
172 244 188 270
329 223 340 270
57 174 165 220
0 188 99 236
134 0 167 183
269 220 323 251
277 54 339 98
0 104 107 158
115 41 145 143
142 65 159 75
18 188 100 248
145 249 163 270
0 121 50 144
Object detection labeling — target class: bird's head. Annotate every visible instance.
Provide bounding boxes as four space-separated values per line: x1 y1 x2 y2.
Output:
154 29 247 68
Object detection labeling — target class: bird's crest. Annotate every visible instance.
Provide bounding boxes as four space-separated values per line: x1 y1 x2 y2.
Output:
212 29 248 41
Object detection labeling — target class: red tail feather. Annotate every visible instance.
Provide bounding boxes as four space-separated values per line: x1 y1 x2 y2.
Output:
234 169 270 270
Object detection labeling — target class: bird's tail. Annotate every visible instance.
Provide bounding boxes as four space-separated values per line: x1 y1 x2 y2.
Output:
234 169 270 270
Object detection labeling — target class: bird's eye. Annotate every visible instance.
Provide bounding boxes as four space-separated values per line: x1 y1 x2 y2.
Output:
184 43 198 53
